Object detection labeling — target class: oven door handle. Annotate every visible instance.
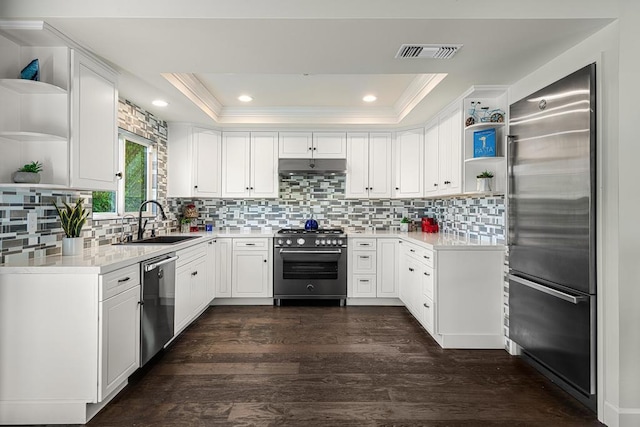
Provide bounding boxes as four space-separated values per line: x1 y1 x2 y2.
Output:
279 249 342 254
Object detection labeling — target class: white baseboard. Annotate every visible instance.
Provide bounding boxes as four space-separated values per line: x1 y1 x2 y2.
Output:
0 400 88 425
346 298 403 306
603 401 640 427
210 298 274 306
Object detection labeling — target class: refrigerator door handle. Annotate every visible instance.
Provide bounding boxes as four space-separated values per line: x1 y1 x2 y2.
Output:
509 274 588 304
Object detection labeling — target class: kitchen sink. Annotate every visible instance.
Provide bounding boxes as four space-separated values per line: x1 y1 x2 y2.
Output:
114 235 200 245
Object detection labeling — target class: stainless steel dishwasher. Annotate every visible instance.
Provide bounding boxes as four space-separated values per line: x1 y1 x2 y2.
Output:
140 252 178 366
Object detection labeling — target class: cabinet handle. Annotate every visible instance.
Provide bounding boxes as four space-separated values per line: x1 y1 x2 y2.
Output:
209 241 213 245
424 272 430 276
424 255 430 259
308 147 312 150
409 267 414 272
433 183 438 187
115 172 123 179
395 187 399 190
360 279 370 282
360 255 370 259
410 249 415 253
444 180 451 185
250 187 254 190
245 243 256 246
313 147 317 150
423 302 430 308
359 243 370 247
117 277 131 283
191 271 198 276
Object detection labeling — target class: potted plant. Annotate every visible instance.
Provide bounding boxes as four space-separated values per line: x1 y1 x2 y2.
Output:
476 170 494 192
400 217 410 232
12 161 43 184
180 218 191 233
53 198 89 256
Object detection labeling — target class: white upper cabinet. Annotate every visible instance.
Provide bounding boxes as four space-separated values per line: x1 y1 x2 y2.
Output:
423 120 440 197
0 27 118 190
279 131 346 159
393 129 424 198
346 132 392 199
436 104 463 196
167 123 222 198
222 131 278 198
312 132 347 158
70 50 118 191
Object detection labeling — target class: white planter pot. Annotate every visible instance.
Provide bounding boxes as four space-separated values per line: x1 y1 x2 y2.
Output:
62 237 84 256
400 223 409 232
476 177 493 193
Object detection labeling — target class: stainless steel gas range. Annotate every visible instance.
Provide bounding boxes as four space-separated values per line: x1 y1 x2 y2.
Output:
273 228 347 305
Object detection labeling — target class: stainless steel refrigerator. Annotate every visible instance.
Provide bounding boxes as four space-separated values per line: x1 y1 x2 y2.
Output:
508 63 596 410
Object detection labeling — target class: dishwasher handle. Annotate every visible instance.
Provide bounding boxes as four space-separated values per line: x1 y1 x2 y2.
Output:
144 255 179 272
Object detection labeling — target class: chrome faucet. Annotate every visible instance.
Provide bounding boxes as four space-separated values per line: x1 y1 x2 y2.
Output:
137 200 168 240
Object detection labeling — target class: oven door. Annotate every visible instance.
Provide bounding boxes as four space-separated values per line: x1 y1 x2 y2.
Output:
274 248 347 298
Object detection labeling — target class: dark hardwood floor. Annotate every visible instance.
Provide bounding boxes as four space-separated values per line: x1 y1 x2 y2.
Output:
88 305 602 426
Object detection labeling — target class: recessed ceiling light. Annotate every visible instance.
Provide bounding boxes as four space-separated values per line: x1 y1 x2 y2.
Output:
363 95 377 103
238 95 253 102
152 99 169 107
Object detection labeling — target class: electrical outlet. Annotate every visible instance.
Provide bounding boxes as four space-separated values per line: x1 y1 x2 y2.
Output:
27 211 38 233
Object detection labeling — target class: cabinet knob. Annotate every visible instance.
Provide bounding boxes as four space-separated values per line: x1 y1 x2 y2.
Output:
194 185 198 189
444 180 451 185
115 172 123 179
264 259 267 263
433 183 438 187
395 187 399 190
246 187 249 190
408 267 414 272
313 147 317 150
250 187 254 190
308 147 312 151
423 302 430 308
424 272 430 276
191 271 198 276
410 249 415 253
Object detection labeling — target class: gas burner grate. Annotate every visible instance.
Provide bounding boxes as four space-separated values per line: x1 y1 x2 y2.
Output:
277 228 345 235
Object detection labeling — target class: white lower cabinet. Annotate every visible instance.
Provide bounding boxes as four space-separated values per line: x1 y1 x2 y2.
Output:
175 243 211 334
348 238 398 299
232 239 273 298
98 284 140 401
399 240 504 349
214 238 233 297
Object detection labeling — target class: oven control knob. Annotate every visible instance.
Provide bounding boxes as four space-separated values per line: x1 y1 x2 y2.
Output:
297 238 305 245
315 239 320 245
338 239 343 245
321 239 326 245
332 239 337 245
286 239 292 245
277 239 283 245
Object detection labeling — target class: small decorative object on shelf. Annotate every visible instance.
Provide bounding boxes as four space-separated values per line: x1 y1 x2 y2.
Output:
183 203 199 232
421 217 439 233
400 217 410 232
12 161 43 184
180 218 191 233
20 58 40 81
53 198 89 256
476 171 494 193
473 128 496 157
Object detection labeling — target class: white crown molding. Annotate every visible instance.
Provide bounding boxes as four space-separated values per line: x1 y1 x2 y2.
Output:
164 72 446 125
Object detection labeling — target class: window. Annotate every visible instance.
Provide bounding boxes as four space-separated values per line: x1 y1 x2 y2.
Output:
92 131 155 218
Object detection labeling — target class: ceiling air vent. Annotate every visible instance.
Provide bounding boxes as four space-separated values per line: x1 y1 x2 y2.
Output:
395 44 462 59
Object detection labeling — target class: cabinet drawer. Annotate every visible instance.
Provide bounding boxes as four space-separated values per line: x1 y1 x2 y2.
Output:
405 242 433 267
421 296 435 334
100 263 140 301
352 251 377 274
421 265 434 300
353 274 377 297
177 243 207 267
233 238 269 250
350 238 377 251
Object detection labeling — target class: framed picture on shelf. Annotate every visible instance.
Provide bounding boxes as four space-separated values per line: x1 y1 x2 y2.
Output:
473 128 496 158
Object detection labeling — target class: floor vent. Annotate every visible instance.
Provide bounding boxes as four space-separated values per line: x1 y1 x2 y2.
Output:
395 44 462 59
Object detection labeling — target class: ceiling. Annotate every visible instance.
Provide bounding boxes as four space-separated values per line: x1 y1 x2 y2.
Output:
0 1 616 128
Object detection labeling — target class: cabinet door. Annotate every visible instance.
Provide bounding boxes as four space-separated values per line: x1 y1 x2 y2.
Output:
215 238 233 298
394 129 424 198
70 50 118 191
190 256 209 315
232 250 270 297
345 133 369 199
377 239 398 298
221 131 251 198
98 285 140 401
193 128 222 197
206 240 216 302
438 107 462 196
313 132 347 158
279 132 312 158
167 123 192 197
353 275 377 298
175 264 193 333
250 132 279 198
424 121 439 196
420 295 435 334
368 132 393 198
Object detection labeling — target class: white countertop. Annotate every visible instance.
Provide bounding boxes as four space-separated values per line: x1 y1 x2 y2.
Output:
0 229 503 274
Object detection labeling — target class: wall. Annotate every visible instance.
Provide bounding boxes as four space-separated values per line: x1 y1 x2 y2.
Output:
0 99 172 264
167 175 506 243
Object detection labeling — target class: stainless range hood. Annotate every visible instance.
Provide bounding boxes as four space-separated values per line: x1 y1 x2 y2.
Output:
278 158 347 175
